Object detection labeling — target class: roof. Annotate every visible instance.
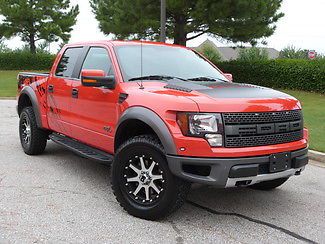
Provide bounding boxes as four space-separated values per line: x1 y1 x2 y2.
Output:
194 39 280 61
64 40 190 49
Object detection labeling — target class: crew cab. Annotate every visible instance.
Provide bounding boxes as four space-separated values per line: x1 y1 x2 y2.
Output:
17 41 309 220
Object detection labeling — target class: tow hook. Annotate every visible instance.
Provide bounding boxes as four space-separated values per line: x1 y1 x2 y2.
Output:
295 169 302 176
235 180 252 187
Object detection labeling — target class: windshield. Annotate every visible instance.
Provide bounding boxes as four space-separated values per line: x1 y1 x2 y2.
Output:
115 45 228 82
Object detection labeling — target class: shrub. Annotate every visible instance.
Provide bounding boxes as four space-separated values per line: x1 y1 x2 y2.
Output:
217 59 325 94
0 50 55 70
316 54 325 61
279 46 309 59
237 47 269 62
197 44 222 63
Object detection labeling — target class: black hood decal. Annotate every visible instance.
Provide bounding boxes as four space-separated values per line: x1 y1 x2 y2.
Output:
165 80 291 99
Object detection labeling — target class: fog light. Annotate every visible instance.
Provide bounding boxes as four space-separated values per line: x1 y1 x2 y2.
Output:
205 134 223 147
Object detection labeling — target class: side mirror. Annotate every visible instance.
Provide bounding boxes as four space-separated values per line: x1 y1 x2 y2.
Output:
81 69 116 89
224 73 233 82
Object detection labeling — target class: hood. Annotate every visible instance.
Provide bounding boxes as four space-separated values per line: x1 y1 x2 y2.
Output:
163 80 301 112
165 80 291 99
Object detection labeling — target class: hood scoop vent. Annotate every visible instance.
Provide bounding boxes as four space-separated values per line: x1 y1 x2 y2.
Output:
164 84 192 93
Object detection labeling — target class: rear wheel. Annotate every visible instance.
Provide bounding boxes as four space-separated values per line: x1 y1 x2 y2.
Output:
112 135 190 220
19 107 48 155
249 177 289 190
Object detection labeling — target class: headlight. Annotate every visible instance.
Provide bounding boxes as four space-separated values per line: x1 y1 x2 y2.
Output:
177 113 224 147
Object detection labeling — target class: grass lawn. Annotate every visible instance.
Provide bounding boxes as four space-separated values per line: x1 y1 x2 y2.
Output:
0 71 324 152
0 70 20 97
283 90 325 152
0 70 47 97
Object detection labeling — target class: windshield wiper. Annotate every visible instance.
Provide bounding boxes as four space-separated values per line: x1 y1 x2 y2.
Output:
187 76 217 81
129 75 186 82
187 76 227 82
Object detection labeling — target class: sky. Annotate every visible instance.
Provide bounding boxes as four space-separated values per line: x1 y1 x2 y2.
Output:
3 0 325 54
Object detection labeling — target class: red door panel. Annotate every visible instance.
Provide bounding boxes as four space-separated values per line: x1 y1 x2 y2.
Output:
67 46 119 153
47 77 73 136
69 83 119 153
47 46 84 137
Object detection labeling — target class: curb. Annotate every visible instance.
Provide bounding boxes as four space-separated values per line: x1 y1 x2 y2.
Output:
308 150 325 164
0 97 15 100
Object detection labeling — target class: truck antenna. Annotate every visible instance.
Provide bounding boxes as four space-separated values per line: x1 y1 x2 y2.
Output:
139 40 144 89
138 4 144 90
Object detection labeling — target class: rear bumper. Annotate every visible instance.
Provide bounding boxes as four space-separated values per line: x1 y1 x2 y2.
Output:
166 147 308 187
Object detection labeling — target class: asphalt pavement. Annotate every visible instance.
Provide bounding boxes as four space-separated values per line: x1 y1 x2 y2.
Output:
0 100 324 244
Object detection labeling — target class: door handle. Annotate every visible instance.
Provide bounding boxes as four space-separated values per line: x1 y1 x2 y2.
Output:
72 88 79 98
48 85 54 93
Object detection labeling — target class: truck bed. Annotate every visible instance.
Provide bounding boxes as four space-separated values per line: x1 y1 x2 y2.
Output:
18 72 49 89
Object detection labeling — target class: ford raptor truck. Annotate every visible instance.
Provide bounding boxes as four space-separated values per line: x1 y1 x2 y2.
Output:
17 41 309 220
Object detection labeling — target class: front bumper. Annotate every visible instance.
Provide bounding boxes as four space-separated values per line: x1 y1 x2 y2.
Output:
166 147 308 187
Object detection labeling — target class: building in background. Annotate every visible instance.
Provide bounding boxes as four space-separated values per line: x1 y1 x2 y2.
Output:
193 39 280 61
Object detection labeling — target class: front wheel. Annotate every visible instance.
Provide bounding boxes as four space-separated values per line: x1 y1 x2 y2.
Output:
111 135 190 220
249 177 289 191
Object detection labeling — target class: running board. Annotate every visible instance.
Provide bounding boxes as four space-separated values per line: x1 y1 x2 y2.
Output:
49 133 114 164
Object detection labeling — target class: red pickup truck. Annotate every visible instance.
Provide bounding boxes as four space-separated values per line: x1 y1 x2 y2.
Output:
17 41 308 220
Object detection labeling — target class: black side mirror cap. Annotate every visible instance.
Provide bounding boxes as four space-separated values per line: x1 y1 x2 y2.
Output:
81 75 116 89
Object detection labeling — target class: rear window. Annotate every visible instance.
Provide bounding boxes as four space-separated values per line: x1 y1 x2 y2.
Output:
55 47 83 78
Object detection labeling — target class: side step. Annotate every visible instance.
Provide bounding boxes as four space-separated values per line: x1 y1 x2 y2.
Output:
49 133 114 164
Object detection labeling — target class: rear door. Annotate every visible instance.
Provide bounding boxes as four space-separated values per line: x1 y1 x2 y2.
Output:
68 46 119 153
47 46 85 136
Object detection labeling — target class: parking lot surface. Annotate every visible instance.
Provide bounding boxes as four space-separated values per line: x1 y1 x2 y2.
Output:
0 100 324 243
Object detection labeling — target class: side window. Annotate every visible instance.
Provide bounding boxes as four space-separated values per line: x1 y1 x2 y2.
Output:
55 47 83 78
80 47 114 77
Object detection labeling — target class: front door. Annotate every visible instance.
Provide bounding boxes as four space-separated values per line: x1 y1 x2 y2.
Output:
68 46 119 153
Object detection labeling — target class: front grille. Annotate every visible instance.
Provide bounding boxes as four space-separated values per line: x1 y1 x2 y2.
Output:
223 110 302 124
223 110 303 148
225 130 303 148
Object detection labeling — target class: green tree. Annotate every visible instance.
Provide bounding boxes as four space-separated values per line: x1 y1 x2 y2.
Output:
0 34 9 52
36 41 51 54
14 42 51 54
0 28 4 45
197 44 222 64
0 39 9 52
91 0 284 46
0 0 79 53
237 47 269 61
279 46 308 59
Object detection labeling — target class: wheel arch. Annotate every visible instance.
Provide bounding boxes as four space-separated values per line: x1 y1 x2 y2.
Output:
18 86 42 128
115 107 177 155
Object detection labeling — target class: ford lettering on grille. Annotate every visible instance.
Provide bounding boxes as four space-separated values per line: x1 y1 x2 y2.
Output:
222 110 304 148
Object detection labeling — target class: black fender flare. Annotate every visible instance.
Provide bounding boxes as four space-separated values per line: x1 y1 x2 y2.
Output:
116 107 177 155
18 86 42 128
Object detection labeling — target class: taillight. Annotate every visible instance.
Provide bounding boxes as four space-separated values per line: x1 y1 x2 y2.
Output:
17 74 24 91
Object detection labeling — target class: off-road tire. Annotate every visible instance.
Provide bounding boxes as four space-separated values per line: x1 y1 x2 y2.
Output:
249 177 289 191
111 135 190 220
19 107 47 155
